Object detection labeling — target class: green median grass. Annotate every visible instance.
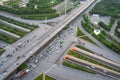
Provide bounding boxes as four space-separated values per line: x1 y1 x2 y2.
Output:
63 61 96 74
35 74 55 80
0 47 5 55
76 27 97 45
69 51 120 73
0 23 27 37
0 33 16 44
76 45 94 53
17 63 28 72
0 15 38 30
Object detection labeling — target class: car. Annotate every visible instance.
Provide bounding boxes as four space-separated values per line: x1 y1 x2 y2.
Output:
31 63 36 68
33 65 37 68
35 59 38 63
31 63 34 67
7 54 12 57
18 42 22 46
91 66 95 69
56 47 58 50
0 63 3 67
48 51 51 54
60 45 62 48
103 70 107 72
15 48 18 51
3 71 7 75
86 66 90 69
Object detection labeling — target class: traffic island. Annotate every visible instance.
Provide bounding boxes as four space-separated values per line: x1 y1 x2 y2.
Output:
35 74 55 80
17 63 28 72
76 27 97 45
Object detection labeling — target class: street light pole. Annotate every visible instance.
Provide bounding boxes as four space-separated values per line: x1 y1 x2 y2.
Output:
65 0 67 14
45 17 47 25
43 73 45 80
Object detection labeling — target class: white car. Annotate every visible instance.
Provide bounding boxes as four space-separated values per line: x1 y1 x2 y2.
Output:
91 66 95 69
86 66 90 69
103 70 107 72
31 63 36 68
35 59 38 63
3 71 7 75
56 47 58 50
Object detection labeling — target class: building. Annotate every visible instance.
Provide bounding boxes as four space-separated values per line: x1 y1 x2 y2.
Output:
19 0 29 8
90 14 100 25
0 0 10 5
19 3 27 7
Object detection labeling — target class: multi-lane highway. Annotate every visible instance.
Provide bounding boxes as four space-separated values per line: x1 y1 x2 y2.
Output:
64 55 120 79
7 0 120 79
0 0 96 80
71 47 120 69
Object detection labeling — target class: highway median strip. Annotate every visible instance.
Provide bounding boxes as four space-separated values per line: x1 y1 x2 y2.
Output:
68 50 120 73
76 27 97 45
17 63 28 72
0 15 38 30
0 23 27 37
63 61 96 74
34 74 55 80
0 33 17 44
76 45 94 53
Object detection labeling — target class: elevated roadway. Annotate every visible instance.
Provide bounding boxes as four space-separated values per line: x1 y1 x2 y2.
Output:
0 0 96 80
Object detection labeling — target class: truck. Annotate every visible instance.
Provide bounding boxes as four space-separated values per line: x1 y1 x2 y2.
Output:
16 69 29 78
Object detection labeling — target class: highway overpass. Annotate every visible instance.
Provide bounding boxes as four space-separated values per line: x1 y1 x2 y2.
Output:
0 0 96 79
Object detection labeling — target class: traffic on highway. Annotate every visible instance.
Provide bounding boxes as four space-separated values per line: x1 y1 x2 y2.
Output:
0 0 120 80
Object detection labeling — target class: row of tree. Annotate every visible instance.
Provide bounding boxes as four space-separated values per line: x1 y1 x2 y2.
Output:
0 15 38 30
0 0 63 14
89 0 120 18
115 20 120 38
98 18 115 31
21 13 59 20
82 14 120 55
